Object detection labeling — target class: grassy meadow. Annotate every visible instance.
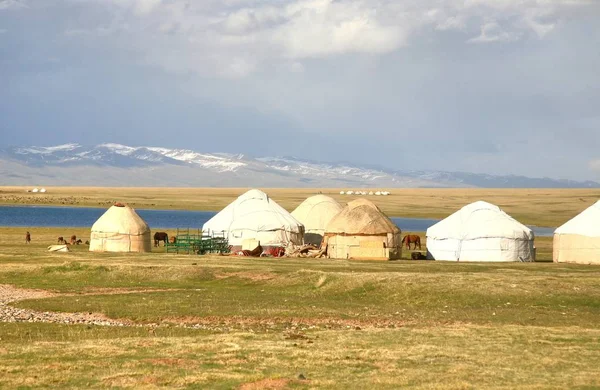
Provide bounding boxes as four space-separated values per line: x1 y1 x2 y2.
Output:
0 188 599 388
1 224 600 388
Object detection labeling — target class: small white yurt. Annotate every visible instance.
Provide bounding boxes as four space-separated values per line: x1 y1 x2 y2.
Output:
202 189 304 250
553 201 600 265
291 195 343 246
426 201 535 262
89 203 151 253
40 188 47 193
32 188 39 193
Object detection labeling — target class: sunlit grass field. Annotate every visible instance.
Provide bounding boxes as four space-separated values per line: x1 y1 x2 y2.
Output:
1 224 599 388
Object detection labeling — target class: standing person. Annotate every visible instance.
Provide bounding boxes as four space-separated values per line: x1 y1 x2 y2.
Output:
25 231 31 244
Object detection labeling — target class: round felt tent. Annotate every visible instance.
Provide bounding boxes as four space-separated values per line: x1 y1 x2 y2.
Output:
291 195 343 246
426 201 535 262
553 200 600 265
323 198 401 260
89 203 151 253
202 189 304 251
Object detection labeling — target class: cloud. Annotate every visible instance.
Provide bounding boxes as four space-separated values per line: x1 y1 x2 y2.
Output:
468 21 521 43
590 159 600 173
46 0 593 77
0 0 28 10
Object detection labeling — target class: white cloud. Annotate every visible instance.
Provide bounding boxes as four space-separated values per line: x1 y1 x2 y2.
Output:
0 0 28 10
51 0 595 77
468 21 521 43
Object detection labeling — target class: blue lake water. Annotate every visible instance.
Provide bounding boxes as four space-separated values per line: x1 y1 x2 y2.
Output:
0 206 555 237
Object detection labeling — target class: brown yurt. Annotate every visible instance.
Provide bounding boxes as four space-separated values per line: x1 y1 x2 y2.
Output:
89 203 151 253
323 198 401 260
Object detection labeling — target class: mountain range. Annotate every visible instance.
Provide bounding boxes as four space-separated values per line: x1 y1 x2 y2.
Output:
0 143 598 188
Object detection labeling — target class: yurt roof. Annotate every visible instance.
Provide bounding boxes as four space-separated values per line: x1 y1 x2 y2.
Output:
426 201 533 240
203 189 303 234
91 204 150 235
324 198 400 235
291 195 343 231
555 200 600 237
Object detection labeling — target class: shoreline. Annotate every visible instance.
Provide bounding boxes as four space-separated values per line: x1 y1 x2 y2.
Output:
0 186 596 227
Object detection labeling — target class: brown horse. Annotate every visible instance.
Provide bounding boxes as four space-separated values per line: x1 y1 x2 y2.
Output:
154 232 169 247
402 235 421 250
57 236 65 244
70 235 77 245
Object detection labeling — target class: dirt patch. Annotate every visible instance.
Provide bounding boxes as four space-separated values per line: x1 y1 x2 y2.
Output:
0 284 58 305
0 284 135 327
214 271 278 282
160 314 412 330
239 378 290 390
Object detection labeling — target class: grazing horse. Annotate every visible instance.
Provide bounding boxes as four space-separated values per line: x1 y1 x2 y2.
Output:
57 236 65 244
25 231 31 244
154 232 169 247
75 239 83 245
169 236 177 244
402 235 421 250
70 235 77 245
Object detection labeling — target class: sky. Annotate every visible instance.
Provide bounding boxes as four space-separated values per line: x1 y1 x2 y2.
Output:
1 0 599 181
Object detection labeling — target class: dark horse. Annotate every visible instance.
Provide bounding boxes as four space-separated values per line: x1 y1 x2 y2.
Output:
402 234 421 250
154 232 169 247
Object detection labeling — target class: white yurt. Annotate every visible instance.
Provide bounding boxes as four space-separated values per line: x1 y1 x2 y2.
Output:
89 203 151 253
426 201 535 262
323 198 402 260
553 201 600 265
202 189 304 251
291 195 343 246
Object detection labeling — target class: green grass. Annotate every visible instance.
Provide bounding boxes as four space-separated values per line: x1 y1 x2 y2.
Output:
9 260 600 328
1 225 600 388
0 323 599 389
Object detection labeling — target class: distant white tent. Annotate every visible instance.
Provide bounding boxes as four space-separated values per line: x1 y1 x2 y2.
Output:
339 191 345 195
291 195 343 246
426 201 535 262
346 191 354 195
553 200 600 265
31 188 39 193
375 191 381 196
40 188 47 193
48 244 69 252
203 189 304 250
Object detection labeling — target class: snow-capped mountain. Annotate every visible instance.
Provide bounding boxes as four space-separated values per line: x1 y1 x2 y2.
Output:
1 143 598 188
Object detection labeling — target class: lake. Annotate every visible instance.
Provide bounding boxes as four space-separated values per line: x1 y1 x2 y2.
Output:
0 206 555 236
